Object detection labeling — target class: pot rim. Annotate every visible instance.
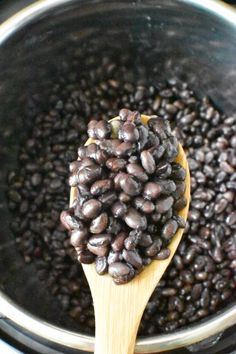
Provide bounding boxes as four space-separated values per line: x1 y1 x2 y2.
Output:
0 0 236 352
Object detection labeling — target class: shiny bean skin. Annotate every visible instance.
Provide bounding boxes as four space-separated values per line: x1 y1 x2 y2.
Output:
89 213 108 234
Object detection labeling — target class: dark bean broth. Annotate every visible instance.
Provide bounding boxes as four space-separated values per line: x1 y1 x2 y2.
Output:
6 48 236 335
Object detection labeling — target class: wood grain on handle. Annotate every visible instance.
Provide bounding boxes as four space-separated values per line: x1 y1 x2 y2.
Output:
70 116 190 354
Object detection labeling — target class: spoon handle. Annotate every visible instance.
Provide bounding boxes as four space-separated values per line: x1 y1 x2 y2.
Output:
83 264 152 354
93 299 139 354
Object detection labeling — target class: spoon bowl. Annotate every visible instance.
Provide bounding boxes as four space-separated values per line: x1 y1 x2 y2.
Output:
70 115 190 354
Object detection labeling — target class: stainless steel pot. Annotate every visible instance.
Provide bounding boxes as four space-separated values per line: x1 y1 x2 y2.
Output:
0 0 236 353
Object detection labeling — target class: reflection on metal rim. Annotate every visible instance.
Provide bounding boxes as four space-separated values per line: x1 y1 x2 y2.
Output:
1 291 236 353
0 0 236 352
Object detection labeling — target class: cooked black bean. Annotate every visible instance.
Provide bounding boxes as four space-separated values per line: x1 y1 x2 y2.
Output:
156 162 172 179
119 108 130 121
161 219 178 240
111 201 127 218
118 192 131 203
145 239 162 257
115 142 134 157
95 256 108 275
126 163 148 182
81 199 102 219
108 262 135 284
70 229 88 247
154 248 171 260
124 208 147 230
60 210 83 230
106 158 126 172
89 234 112 247
95 120 111 139
99 139 121 155
122 250 142 269
111 232 127 252
87 244 109 257
157 179 176 195
173 215 186 228
120 175 142 196
140 150 156 174
97 192 115 207
77 165 102 185
143 182 162 200
118 121 139 142
87 120 98 139
155 196 174 214
174 196 187 211
148 117 170 140
139 234 153 247
90 179 112 196
89 213 108 234
171 163 186 181
137 125 149 151
77 250 95 264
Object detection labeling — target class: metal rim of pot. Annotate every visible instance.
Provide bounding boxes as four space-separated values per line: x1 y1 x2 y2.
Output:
0 0 236 352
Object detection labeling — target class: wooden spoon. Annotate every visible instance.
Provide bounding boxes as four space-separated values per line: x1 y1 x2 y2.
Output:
70 115 190 354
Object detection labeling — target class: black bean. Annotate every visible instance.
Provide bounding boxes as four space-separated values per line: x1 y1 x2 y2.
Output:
70 229 88 247
118 121 139 142
154 248 170 261
89 212 108 234
174 196 187 211
139 234 153 247
122 250 142 269
95 256 108 275
111 232 127 252
60 210 83 230
87 120 98 139
141 150 156 174
115 142 134 157
81 199 102 219
171 163 186 181
161 219 178 240
120 174 142 196
118 192 131 203
106 158 126 172
173 215 186 228
124 208 147 230
90 179 113 196
126 163 148 182
108 262 135 284
100 139 121 155
145 239 162 257
156 162 172 179
111 201 127 218
95 120 111 139
89 234 112 247
157 179 176 195
119 108 130 121
155 196 174 214
77 165 102 185
143 182 162 200
191 283 202 301
137 125 149 151
148 117 170 140
77 250 95 264
87 244 109 257
99 192 117 207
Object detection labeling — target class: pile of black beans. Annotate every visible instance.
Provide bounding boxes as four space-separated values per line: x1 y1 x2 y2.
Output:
61 109 186 284
6 52 236 335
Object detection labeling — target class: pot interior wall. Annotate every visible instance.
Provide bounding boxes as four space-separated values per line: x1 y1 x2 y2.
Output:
0 0 236 331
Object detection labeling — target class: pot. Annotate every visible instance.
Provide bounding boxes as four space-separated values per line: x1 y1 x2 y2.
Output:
0 0 236 353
